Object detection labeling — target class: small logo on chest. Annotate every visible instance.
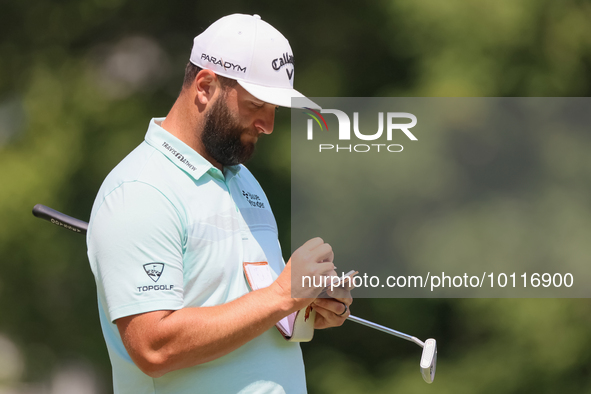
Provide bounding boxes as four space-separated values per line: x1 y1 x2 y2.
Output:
242 190 265 209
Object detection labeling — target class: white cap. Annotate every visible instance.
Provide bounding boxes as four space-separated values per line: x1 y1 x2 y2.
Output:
190 14 320 109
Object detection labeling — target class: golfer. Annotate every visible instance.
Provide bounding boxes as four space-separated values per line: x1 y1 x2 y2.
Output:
87 14 352 393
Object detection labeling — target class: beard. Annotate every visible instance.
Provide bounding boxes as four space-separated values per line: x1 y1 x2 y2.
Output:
201 93 256 166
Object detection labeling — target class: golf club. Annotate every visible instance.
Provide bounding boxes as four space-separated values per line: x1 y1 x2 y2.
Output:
347 314 437 383
32 204 88 234
32 204 438 383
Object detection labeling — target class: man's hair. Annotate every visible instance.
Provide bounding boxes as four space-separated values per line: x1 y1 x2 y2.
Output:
182 62 238 90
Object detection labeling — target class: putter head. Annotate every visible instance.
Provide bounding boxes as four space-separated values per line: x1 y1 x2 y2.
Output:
420 338 437 384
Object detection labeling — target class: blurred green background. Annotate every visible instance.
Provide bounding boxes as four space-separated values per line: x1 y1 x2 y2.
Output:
1 0 590 393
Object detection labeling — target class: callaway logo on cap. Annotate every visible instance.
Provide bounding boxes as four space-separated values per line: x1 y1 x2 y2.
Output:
190 14 320 109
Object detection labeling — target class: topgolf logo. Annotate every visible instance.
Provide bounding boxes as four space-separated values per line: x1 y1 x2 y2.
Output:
304 108 417 153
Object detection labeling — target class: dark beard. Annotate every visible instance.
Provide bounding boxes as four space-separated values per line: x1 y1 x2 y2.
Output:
201 94 256 166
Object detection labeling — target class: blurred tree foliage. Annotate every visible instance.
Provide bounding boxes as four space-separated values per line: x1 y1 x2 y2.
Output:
0 0 590 393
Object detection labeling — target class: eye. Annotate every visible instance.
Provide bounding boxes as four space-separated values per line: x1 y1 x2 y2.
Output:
251 101 264 108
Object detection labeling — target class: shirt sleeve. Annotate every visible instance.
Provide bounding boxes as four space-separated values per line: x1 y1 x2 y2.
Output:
88 181 185 323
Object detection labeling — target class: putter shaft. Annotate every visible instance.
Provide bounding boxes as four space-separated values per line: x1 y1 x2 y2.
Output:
347 315 425 348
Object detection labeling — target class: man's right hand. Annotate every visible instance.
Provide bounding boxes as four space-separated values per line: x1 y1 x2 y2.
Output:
270 237 337 312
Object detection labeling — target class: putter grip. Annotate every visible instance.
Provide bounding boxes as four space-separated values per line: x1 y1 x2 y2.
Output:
32 204 88 234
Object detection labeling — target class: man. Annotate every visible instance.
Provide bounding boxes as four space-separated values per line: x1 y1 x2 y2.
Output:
87 14 352 393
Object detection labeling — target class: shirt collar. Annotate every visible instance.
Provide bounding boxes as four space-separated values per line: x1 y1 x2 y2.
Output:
144 117 242 181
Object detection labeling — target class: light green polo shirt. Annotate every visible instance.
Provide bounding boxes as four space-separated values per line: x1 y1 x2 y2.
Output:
87 118 306 394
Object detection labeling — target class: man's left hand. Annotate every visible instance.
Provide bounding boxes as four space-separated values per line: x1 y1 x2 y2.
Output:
311 290 352 329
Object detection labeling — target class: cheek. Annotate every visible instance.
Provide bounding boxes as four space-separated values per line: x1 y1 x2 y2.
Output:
231 111 251 130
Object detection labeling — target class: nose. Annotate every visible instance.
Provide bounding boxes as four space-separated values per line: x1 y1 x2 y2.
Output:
254 104 276 135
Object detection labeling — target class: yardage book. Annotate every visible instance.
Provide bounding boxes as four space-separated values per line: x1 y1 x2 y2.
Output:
243 262 357 342
243 261 316 342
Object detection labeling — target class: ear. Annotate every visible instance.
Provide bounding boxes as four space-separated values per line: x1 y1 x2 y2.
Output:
194 69 221 105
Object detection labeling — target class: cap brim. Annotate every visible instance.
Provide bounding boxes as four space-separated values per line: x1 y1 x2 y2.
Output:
237 80 321 110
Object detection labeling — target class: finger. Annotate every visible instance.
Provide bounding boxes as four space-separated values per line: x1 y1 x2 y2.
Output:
317 263 336 277
310 243 333 263
312 307 330 330
316 246 334 264
313 303 349 327
302 237 324 250
313 298 350 314
312 304 337 323
327 287 353 302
